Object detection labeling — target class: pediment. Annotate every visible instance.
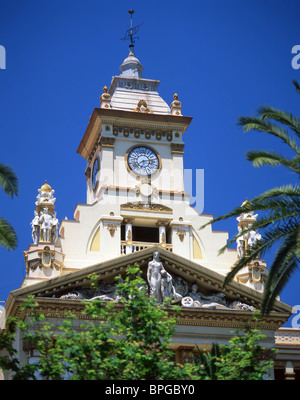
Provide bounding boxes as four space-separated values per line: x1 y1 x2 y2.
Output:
7 246 292 318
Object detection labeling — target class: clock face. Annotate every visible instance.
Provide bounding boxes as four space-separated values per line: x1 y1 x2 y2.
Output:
92 158 99 190
127 146 160 176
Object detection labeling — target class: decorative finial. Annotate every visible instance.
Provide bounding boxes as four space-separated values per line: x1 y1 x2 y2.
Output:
121 10 143 54
170 93 182 116
241 197 249 207
100 85 111 109
41 180 52 193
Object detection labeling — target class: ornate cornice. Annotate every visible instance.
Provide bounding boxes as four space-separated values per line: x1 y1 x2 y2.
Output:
121 202 173 214
99 136 115 147
4 247 293 326
11 296 288 332
112 125 175 142
275 328 300 346
77 108 192 160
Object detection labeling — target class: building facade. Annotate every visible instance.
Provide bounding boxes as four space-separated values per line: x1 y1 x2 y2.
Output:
1 46 300 380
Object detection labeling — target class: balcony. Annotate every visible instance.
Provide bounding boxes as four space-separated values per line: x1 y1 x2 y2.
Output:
121 240 173 255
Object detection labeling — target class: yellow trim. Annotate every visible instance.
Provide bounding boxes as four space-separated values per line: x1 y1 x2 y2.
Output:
90 227 100 252
193 235 202 259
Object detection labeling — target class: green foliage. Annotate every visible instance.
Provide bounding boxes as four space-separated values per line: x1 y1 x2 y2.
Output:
0 267 194 380
193 314 276 380
0 164 18 199
193 343 224 380
201 81 300 314
0 163 18 250
214 329 276 379
0 296 39 380
0 270 275 380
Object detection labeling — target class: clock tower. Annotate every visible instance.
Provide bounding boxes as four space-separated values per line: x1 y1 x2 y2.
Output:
52 44 240 276
78 49 192 206
4 15 297 380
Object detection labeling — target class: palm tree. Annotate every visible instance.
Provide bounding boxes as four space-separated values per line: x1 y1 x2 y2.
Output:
194 343 224 379
0 164 19 250
201 81 300 315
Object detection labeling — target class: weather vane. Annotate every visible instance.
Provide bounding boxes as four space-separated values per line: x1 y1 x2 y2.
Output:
121 9 143 53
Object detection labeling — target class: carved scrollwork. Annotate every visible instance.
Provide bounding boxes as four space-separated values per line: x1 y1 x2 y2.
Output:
134 99 152 113
56 252 256 312
121 202 172 214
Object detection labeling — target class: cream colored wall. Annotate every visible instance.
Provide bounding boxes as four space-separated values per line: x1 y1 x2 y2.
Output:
88 126 185 206
61 118 236 276
59 200 123 269
59 189 237 277
171 201 237 275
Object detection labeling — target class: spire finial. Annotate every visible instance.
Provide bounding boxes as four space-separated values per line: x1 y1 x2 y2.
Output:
121 10 143 54
170 93 182 116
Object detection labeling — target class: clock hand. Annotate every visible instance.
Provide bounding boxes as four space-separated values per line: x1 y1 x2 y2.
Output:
138 160 149 167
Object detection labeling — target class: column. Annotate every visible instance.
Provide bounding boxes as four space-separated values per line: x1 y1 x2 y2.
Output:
156 220 169 248
124 218 134 254
159 225 166 247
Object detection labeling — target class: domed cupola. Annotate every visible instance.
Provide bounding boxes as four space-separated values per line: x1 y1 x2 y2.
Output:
119 50 144 79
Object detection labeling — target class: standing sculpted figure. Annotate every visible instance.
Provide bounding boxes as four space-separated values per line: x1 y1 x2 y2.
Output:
248 230 261 248
51 211 59 243
147 252 181 304
161 270 182 304
147 252 165 303
236 236 245 258
39 207 52 242
30 211 40 244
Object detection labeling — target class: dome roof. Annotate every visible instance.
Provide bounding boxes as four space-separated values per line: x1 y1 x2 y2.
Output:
40 180 52 193
119 50 143 78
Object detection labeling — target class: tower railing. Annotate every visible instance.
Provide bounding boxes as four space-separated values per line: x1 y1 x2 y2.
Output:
120 240 172 255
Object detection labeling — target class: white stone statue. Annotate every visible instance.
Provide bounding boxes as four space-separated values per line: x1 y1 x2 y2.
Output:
173 276 189 297
147 252 166 304
51 211 59 244
39 208 52 242
236 209 260 258
160 270 182 304
248 230 261 248
236 211 258 223
180 283 255 311
182 283 229 309
30 211 40 244
230 301 255 311
236 236 245 258
35 188 56 206
147 251 181 304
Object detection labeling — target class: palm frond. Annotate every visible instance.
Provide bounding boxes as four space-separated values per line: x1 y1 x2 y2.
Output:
202 82 300 314
219 207 299 254
252 184 300 200
194 343 224 379
0 217 17 250
222 222 299 288
293 80 300 94
238 117 300 153
200 184 300 231
246 150 300 173
0 164 18 198
262 224 300 314
256 105 300 138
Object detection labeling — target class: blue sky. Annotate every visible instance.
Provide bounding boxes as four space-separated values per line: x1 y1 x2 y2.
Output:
0 0 299 326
